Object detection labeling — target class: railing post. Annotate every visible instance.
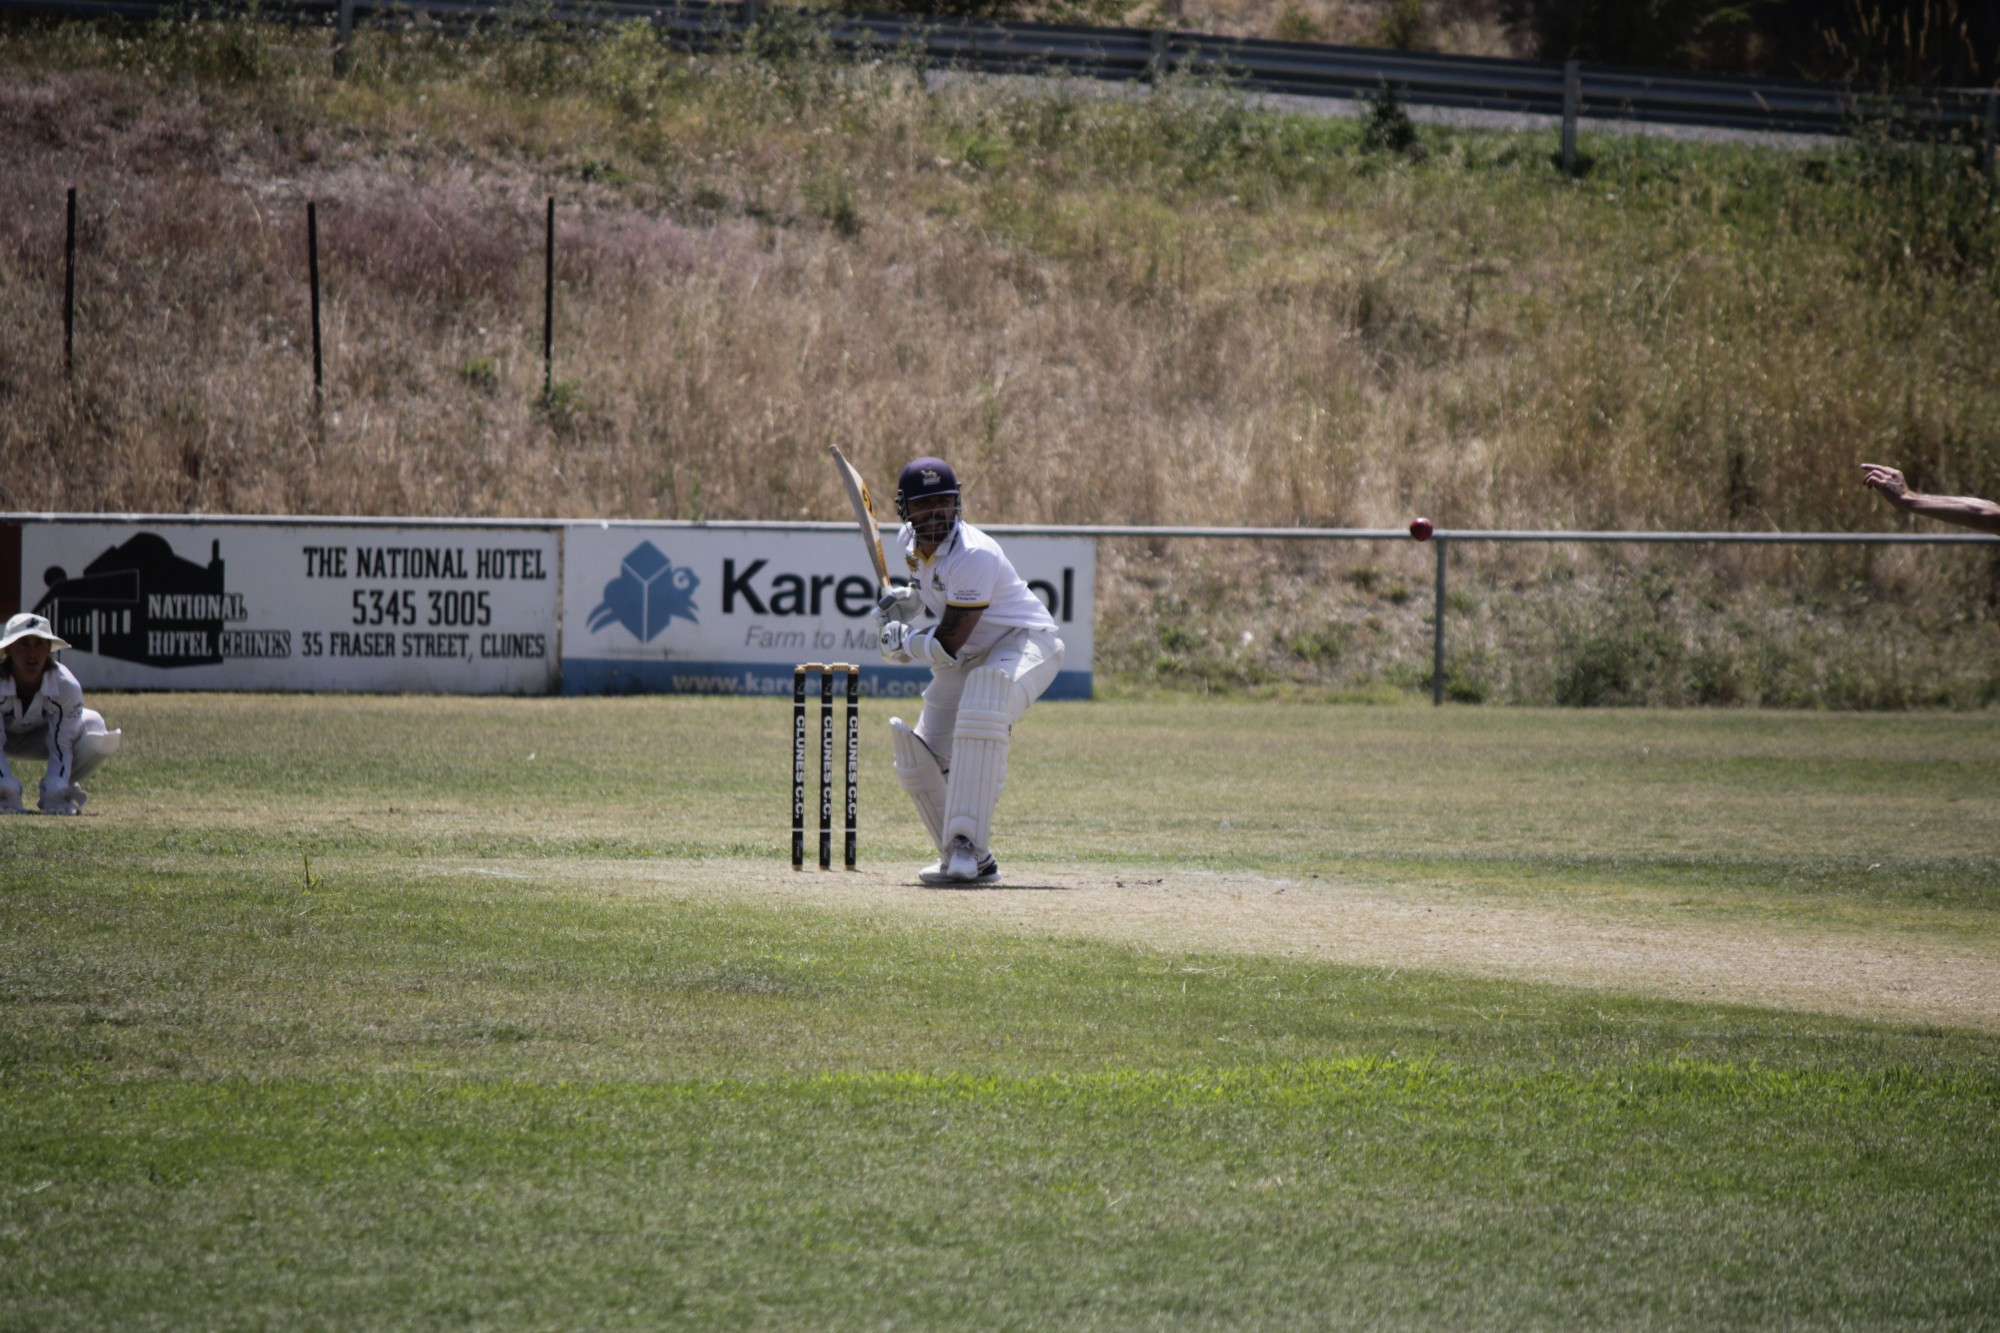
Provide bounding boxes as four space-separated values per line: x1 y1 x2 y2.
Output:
1150 29 1169 85
1561 59 1580 177
1984 88 1997 179
334 0 354 76
741 0 760 31
1431 536 1447 706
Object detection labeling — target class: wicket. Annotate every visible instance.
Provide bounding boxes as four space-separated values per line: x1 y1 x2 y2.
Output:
792 662 859 870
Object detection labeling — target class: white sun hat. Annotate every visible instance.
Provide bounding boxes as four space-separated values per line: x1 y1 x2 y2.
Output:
0 612 71 653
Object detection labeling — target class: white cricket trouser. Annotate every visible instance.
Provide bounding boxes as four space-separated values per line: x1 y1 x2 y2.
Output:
4 708 118 782
913 627 1065 768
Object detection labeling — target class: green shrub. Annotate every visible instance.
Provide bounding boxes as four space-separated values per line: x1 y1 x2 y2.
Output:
1359 86 1426 161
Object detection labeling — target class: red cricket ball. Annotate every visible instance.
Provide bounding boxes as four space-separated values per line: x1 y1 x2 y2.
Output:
1410 517 1434 542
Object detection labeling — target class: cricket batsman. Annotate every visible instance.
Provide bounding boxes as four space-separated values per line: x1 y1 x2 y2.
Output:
876 457 1064 886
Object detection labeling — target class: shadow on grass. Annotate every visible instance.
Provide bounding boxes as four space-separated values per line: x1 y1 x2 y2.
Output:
921 881 1072 892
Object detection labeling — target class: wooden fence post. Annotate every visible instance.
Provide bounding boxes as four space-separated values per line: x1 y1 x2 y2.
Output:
308 201 324 414
543 197 555 403
63 186 76 382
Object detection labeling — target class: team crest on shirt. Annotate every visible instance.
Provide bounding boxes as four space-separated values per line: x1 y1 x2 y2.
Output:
587 541 699 642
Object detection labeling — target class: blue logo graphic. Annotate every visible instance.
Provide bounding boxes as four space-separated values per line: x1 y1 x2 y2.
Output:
587 542 700 642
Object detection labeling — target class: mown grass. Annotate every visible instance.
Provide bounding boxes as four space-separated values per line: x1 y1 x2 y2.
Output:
16 693 2000 923
7 883 2000 1328
3 695 1999 1326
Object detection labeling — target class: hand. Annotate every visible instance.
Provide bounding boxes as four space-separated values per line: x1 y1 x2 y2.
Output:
0 778 22 813
874 583 920 627
878 620 915 664
38 781 84 816
1860 463 1909 504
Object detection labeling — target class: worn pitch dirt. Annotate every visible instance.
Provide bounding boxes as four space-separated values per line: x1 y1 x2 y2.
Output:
572 860 2000 1033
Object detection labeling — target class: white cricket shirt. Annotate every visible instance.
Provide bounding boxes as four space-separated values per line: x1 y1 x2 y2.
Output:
895 520 1057 659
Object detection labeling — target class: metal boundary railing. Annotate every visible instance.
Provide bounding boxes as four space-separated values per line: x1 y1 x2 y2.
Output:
2 0 1995 147
10 514 1996 701
978 523 2000 705
1402 528 2000 705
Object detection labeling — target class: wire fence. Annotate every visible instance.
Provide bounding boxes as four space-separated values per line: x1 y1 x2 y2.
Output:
48 184 568 403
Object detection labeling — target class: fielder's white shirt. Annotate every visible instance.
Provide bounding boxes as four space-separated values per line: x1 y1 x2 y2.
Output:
896 520 1057 660
0 660 86 786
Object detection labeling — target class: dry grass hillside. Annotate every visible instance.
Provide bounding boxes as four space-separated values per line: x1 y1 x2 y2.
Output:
1 15 1997 703
1096 0 1516 52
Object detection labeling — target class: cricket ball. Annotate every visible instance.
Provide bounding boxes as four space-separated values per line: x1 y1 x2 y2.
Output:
1409 517 1434 542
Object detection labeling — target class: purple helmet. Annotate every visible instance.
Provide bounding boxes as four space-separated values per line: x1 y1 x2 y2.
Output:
895 457 961 544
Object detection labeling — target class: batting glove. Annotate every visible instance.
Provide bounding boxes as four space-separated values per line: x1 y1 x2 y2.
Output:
878 620 916 664
874 583 921 627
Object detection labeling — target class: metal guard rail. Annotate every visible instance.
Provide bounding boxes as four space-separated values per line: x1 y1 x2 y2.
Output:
987 523 2000 706
3 0 1994 139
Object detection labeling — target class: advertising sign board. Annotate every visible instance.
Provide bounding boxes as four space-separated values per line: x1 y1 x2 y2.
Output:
5 521 560 693
560 523 1094 698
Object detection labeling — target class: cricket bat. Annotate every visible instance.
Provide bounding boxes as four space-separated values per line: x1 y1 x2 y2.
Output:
827 443 892 594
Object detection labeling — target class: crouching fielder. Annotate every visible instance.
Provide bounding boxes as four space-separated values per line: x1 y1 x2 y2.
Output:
0 612 122 815
877 457 1064 886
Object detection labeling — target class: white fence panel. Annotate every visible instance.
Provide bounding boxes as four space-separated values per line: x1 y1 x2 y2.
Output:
14 518 561 694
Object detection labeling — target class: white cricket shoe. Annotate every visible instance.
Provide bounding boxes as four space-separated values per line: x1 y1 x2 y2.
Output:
918 838 1000 886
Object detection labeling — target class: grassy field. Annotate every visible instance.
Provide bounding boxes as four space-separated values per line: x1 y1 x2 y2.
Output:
3 693 1997 1328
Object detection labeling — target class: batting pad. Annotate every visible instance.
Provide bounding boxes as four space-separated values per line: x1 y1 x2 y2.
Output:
73 728 121 783
890 717 948 855
942 667 1024 855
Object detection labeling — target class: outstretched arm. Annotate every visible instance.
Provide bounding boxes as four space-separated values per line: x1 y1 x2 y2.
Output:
1860 464 2000 536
